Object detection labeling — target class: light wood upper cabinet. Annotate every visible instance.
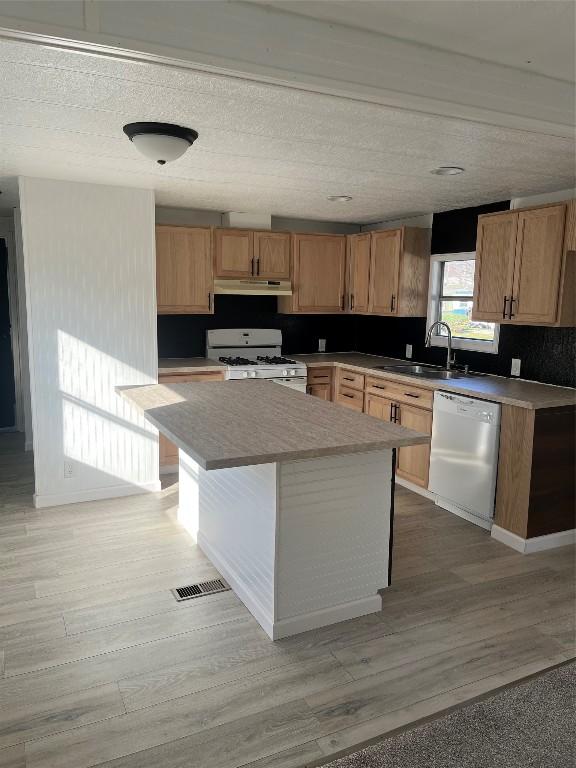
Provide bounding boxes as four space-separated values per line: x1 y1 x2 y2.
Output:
347 233 371 312
214 228 254 278
367 227 430 317
511 206 566 324
289 234 347 313
253 231 291 279
473 212 518 321
472 202 573 326
369 230 401 315
156 226 213 314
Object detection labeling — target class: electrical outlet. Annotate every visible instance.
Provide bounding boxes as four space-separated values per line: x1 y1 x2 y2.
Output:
511 358 521 377
64 460 74 479
405 344 413 359
318 338 326 352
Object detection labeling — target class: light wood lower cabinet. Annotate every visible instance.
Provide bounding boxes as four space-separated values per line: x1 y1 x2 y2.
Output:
158 371 225 467
364 382 433 488
307 383 331 400
395 403 433 488
335 368 365 411
307 366 334 400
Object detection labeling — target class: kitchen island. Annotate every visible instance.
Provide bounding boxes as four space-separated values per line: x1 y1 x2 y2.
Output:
120 380 428 639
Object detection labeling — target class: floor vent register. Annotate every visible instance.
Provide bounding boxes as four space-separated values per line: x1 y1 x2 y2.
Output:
172 578 230 602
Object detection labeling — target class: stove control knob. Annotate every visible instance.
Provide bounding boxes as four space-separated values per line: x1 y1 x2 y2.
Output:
290 369 296 376
250 371 256 378
282 369 288 376
242 371 248 378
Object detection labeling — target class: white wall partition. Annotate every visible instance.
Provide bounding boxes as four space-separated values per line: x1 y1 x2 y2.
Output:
19 177 159 507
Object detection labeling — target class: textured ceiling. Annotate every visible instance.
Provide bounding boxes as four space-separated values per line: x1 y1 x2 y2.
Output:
262 1 576 81
0 37 574 223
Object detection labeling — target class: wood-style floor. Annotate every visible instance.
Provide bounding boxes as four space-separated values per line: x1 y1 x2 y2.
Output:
0 432 574 768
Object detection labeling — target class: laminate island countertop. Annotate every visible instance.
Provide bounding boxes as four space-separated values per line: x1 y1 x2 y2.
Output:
292 353 576 410
158 357 227 374
119 379 428 470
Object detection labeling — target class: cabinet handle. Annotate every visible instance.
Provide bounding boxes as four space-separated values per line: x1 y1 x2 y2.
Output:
502 295 509 319
255 258 260 276
509 297 516 319
350 294 354 310
251 257 255 275
389 402 395 421
390 294 396 312
208 292 212 311
341 294 345 310
343 377 354 382
373 384 386 390
395 404 401 423
404 392 420 398
343 393 354 399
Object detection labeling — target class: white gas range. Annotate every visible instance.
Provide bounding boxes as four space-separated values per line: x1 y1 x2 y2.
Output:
206 329 307 392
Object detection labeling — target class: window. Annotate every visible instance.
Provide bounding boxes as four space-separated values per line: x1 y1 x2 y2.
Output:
427 252 499 354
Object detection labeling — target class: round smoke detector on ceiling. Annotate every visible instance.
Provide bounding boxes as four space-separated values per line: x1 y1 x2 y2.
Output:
327 195 353 202
123 122 199 165
430 166 465 176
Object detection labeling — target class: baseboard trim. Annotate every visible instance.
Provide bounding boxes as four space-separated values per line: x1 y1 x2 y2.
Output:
272 595 383 641
434 496 493 531
395 476 435 500
34 480 162 509
491 524 576 553
160 463 179 475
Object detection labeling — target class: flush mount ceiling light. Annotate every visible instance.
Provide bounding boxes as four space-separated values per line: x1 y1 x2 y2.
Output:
430 166 465 176
123 122 199 165
327 195 353 202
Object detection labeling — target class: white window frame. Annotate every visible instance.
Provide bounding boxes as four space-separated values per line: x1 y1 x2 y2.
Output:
426 252 500 354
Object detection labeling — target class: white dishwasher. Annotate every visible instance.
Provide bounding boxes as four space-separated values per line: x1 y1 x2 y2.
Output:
428 391 501 529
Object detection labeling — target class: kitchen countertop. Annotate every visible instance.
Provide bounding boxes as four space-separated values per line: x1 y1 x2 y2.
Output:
292 353 576 410
158 357 227 374
119 380 428 470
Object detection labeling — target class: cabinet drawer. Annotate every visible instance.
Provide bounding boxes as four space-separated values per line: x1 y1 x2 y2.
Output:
159 371 225 383
307 367 333 385
365 375 433 410
336 386 364 411
337 368 365 391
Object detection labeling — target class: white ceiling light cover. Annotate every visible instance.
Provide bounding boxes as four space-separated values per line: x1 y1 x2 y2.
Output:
131 133 191 164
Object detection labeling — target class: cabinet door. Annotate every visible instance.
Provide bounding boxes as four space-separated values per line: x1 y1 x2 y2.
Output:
214 229 254 277
472 212 517 322
511 205 566 324
293 235 346 312
347 233 371 312
306 383 331 400
254 231 291 279
396 403 432 488
369 230 402 315
364 393 396 423
156 226 213 314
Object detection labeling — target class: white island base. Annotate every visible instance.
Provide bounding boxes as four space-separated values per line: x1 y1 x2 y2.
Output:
179 448 393 640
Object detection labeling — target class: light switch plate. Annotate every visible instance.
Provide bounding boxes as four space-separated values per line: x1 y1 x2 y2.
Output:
318 338 326 352
406 344 413 359
511 358 521 377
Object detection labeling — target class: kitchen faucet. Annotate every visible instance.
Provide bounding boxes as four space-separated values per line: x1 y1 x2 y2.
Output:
425 321 455 370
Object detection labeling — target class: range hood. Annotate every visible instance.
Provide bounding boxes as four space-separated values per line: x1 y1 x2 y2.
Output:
213 279 292 296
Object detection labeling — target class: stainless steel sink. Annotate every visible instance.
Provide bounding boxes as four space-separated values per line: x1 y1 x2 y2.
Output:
373 364 469 380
